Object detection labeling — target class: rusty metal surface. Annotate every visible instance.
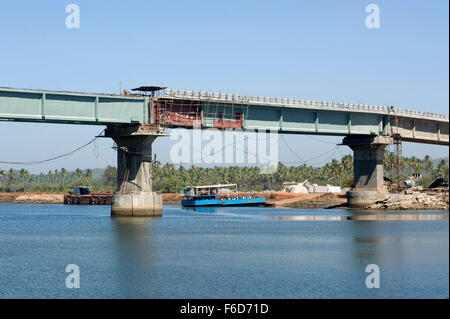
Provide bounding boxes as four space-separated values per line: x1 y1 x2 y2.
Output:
64 193 112 205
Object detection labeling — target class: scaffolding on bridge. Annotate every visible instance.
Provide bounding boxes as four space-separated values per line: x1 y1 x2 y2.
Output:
152 91 250 130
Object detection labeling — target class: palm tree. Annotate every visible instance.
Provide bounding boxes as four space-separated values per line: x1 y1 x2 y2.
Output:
0 169 6 190
423 155 434 174
60 168 68 190
47 170 53 184
8 169 16 192
383 151 396 177
75 168 83 179
436 160 449 181
408 157 424 174
18 169 30 191
85 169 93 180
341 154 353 176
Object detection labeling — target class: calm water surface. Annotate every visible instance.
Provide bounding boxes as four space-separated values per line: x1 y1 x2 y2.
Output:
0 203 448 298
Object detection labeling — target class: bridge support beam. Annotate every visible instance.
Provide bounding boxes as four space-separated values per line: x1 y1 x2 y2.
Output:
343 135 393 208
105 125 165 217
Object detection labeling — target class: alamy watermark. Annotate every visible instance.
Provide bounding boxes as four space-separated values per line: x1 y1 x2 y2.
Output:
365 4 380 29
365 264 380 288
65 4 80 29
169 128 278 174
64 3 380 30
65 264 80 288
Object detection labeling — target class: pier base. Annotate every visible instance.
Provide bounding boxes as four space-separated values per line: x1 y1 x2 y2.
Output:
105 125 166 217
111 192 162 217
343 135 393 208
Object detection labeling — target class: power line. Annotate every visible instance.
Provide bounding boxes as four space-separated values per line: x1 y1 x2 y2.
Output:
0 129 105 165
308 136 340 145
171 133 340 166
281 135 306 162
281 134 341 165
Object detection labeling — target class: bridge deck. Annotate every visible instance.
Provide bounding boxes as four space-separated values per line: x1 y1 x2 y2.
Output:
0 87 448 145
0 87 149 125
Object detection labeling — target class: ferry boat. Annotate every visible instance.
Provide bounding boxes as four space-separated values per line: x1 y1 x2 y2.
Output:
181 184 266 207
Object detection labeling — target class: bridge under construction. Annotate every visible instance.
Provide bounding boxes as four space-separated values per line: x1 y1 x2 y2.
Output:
1 86 448 216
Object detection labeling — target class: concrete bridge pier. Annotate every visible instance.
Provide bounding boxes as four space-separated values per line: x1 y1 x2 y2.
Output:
343 135 393 208
105 125 166 217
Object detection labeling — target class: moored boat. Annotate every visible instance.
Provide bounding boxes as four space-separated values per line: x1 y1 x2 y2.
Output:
181 184 266 207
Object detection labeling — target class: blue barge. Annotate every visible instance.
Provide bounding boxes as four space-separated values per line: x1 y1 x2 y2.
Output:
181 184 266 207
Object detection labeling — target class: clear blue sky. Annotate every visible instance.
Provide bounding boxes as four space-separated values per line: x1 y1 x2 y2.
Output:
0 0 448 173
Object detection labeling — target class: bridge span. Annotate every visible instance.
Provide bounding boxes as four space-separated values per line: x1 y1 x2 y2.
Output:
1 87 448 215
1 87 448 145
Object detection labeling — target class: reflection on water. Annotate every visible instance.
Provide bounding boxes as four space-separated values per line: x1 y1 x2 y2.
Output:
182 206 217 213
0 204 447 298
270 213 448 221
112 217 157 298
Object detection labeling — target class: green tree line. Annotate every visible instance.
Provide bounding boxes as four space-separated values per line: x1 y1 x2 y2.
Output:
0 153 448 194
152 152 448 193
0 166 117 193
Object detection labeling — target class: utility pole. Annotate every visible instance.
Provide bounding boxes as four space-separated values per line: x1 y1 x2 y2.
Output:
393 114 402 191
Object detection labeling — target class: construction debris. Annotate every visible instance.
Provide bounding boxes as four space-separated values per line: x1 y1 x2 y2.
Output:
367 191 449 210
283 180 342 194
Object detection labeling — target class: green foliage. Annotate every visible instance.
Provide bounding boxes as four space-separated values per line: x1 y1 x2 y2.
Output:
0 154 447 194
102 166 117 187
383 151 449 184
151 159 354 193
341 175 354 188
0 167 111 193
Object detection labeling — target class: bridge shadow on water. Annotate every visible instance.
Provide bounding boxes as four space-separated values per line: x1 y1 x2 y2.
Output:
111 217 160 298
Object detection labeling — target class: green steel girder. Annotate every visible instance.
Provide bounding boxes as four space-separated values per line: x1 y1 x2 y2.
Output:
1 87 447 145
199 101 387 136
0 87 149 125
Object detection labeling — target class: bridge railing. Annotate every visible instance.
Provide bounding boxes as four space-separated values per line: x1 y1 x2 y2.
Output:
161 89 449 122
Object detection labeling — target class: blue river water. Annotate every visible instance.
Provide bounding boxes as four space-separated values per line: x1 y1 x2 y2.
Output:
0 203 448 299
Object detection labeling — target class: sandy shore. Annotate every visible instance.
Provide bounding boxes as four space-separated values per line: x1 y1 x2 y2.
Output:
265 192 348 209
0 192 182 205
161 193 183 205
0 192 64 204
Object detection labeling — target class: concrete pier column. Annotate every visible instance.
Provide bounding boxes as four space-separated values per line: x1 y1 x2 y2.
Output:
343 135 393 208
105 125 166 217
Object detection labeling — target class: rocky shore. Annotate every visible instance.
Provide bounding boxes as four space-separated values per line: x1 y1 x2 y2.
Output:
366 191 449 210
266 190 449 210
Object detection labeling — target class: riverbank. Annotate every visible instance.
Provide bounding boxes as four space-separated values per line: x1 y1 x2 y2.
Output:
1 191 448 210
0 192 183 205
366 191 449 210
161 192 349 209
265 192 347 209
0 191 345 208
0 192 64 204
